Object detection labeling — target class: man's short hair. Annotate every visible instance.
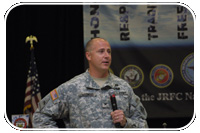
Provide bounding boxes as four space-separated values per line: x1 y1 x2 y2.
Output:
85 37 107 52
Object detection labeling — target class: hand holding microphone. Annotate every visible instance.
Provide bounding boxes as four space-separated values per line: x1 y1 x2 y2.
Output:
109 89 127 128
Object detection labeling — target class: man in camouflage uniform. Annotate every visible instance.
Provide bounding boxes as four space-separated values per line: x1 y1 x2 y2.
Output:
33 38 148 128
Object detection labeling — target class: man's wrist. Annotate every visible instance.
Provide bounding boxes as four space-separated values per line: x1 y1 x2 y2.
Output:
121 117 127 128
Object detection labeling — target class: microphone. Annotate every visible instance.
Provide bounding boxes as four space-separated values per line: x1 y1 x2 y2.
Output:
109 89 121 128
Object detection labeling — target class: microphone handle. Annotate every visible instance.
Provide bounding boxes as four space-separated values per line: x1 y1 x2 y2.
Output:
110 95 121 128
115 122 121 128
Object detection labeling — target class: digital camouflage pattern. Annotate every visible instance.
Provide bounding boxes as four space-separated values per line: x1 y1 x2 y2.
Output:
33 70 148 128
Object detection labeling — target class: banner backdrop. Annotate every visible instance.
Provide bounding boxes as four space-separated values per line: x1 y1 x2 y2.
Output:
83 5 194 119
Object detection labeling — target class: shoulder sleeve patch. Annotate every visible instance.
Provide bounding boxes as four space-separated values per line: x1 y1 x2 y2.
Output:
50 89 59 101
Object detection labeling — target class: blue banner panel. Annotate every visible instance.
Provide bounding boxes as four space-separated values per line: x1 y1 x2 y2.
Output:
83 4 194 119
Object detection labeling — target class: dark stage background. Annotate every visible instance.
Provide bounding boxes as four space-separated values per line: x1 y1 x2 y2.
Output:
6 5 193 128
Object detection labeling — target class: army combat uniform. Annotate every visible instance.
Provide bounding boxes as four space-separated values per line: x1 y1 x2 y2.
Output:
33 70 148 128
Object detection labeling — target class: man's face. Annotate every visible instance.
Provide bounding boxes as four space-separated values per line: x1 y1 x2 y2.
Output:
86 39 112 72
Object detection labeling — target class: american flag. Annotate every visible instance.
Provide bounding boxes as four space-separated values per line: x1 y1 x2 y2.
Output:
23 48 41 127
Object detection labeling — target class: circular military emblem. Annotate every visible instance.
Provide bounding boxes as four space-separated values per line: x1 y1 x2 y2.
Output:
120 65 144 89
14 118 27 128
180 53 194 86
150 64 174 88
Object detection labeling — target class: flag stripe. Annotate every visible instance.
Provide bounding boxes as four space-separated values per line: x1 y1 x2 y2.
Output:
24 98 31 106
25 84 31 93
32 97 37 112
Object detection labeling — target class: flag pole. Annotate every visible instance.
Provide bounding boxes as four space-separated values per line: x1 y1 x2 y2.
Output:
24 35 41 128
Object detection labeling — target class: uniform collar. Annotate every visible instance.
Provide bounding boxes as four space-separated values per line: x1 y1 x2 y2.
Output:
84 69 120 90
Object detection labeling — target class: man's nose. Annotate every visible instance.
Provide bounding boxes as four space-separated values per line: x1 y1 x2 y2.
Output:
104 51 110 58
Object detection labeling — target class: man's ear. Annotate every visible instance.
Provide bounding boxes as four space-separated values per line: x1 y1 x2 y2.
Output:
85 52 91 61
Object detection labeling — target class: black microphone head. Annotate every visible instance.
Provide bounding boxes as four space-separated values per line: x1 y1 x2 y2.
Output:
109 88 118 111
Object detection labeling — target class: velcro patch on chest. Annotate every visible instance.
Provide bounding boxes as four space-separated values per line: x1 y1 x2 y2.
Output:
50 89 59 101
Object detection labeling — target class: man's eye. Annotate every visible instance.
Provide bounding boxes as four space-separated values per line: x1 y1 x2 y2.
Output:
108 50 111 54
98 50 104 53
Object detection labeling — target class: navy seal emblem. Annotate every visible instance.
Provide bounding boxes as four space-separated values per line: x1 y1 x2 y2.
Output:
120 65 144 89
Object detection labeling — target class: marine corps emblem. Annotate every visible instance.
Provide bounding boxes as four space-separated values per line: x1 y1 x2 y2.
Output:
120 65 144 89
150 64 174 88
180 53 194 86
